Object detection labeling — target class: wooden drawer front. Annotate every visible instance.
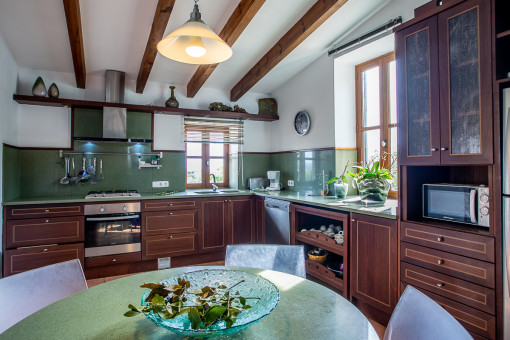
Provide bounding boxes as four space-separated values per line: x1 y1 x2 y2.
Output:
401 222 494 262
6 204 83 219
401 263 495 314
6 216 84 248
85 252 141 268
401 242 495 288
143 210 198 235
142 200 196 212
142 233 197 260
401 283 495 339
3 243 84 277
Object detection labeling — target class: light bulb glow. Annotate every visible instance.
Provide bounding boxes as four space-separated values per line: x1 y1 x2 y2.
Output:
185 36 206 57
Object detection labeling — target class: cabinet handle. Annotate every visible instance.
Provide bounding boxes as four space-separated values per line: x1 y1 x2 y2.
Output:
169 212 173 215
45 219 50 223
431 148 438 152
436 283 444 287
43 248 48 252
45 209 50 212
112 259 117 262
440 147 448 151
437 259 444 265
437 236 444 242
169 203 173 206
169 235 173 239
225 200 228 202
351 219 355 222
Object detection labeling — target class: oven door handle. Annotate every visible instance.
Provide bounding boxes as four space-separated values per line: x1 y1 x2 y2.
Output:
86 215 139 222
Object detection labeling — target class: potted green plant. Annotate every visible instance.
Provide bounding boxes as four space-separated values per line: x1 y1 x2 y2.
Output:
347 161 392 203
327 161 349 199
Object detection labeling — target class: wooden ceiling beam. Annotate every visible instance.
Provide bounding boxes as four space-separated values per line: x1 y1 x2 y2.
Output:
230 0 347 102
136 0 176 94
186 0 266 98
63 0 86 89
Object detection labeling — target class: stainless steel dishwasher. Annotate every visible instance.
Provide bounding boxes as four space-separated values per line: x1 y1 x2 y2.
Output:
264 198 291 244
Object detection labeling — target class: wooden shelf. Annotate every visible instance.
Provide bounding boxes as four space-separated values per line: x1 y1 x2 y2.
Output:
305 260 344 292
13 94 279 122
296 231 344 255
496 77 510 84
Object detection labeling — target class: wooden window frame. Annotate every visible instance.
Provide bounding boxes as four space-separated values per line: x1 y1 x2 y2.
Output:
186 142 229 189
355 52 397 199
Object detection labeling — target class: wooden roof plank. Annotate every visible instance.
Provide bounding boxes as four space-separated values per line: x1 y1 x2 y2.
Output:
230 0 347 102
63 0 86 89
136 0 176 94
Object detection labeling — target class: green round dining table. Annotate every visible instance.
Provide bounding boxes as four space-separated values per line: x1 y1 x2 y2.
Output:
0 266 379 339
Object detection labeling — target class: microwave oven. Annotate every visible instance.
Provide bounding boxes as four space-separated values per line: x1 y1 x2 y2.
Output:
423 184 489 227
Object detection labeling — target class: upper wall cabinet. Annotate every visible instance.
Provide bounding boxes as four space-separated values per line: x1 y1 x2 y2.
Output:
396 0 492 165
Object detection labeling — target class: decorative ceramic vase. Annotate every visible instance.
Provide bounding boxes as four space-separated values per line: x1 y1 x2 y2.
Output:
32 76 47 97
258 98 277 116
357 179 391 203
165 85 179 108
48 83 59 98
333 182 348 199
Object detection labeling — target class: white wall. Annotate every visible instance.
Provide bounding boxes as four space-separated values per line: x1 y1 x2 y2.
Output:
16 68 271 151
0 30 19 271
270 54 335 152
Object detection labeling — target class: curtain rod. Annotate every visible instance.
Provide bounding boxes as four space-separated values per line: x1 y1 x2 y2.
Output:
328 17 402 58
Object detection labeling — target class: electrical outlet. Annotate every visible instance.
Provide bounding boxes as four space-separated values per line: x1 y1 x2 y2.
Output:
152 181 169 188
288 180 294 187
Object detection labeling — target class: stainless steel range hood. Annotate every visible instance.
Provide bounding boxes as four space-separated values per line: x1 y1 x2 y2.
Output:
103 70 127 139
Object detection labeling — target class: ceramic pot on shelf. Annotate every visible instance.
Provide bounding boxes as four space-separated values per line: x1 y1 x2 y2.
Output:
165 85 179 108
32 76 47 97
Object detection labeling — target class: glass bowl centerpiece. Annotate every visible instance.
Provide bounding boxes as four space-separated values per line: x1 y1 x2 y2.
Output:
124 269 279 337
348 161 392 203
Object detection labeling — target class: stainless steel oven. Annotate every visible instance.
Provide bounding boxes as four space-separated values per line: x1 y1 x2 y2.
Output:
84 202 141 257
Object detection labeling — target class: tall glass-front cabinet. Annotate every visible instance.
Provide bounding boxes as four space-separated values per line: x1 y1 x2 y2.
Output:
396 0 492 165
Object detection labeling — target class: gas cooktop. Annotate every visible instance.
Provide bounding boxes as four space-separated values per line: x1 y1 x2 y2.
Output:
85 190 141 199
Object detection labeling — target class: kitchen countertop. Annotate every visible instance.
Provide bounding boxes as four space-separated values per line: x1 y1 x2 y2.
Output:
2 190 397 219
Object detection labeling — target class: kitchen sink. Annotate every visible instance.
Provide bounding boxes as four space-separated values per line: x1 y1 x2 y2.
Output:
193 189 240 194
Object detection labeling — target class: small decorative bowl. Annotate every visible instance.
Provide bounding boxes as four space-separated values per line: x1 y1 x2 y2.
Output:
142 269 279 337
308 249 328 264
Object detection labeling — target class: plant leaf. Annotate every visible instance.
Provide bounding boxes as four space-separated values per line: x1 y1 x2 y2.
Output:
189 307 202 330
239 297 246 306
151 294 165 306
326 176 339 184
204 305 227 324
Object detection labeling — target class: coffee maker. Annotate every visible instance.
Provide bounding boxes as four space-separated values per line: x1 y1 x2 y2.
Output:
267 171 282 191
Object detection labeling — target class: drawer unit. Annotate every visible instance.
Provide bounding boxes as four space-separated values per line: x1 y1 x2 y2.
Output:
401 222 495 262
142 210 198 235
401 242 495 288
6 216 84 248
6 203 83 219
142 233 198 259
142 200 196 212
401 263 495 314
85 252 141 268
401 283 495 339
3 243 84 276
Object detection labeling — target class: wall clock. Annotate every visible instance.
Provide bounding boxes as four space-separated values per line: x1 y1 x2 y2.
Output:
294 111 311 136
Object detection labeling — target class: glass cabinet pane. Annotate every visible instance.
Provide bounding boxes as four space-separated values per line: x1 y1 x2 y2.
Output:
405 29 431 156
448 7 480 155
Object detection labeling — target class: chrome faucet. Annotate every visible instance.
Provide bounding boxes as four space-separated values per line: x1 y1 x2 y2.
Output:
210 174 218 192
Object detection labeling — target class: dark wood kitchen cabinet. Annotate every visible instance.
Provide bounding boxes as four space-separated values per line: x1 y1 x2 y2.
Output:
198 196 255 253
396 0 492 165
2 203 85 277
350 213 398 324
141 200 198 260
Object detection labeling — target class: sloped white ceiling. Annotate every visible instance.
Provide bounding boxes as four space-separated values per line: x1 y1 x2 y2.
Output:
0 0 424 97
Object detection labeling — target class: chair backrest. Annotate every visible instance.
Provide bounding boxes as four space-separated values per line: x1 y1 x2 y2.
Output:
383 286 472 340
0 259 88 334
225 244 306 278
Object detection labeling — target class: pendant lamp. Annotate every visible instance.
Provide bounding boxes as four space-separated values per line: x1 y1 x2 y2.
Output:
157 0 232 65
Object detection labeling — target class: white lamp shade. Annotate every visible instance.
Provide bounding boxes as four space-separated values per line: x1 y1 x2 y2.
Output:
157 21 232 65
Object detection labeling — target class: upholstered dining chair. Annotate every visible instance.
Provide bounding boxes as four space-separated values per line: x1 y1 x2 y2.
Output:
0 259 88 334
225 244 306 278
383 285 472 340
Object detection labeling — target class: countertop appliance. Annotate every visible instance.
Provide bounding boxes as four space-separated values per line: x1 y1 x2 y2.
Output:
267 171 282 191
422 183 489 227
85 190 141 199
248 177 265 190
84 201 141 257
501 87 510 339
264 198 290 244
